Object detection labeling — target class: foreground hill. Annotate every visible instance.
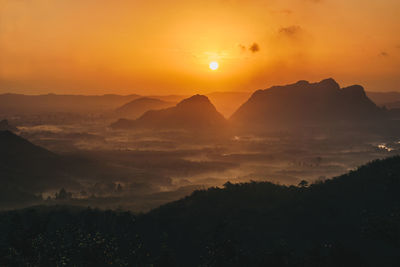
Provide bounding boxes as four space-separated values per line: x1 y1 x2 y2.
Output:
111 94 227 131
231 78 385 130
2 156 400 266
114 97 175 119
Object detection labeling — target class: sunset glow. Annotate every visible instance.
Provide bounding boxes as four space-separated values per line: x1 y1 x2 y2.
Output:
0 0 399 95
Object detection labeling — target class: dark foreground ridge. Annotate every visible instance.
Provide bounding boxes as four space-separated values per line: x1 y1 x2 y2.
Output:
1 156 400 266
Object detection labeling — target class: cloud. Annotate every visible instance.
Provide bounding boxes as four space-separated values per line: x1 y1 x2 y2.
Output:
238 44 247 52
280 9 293 15
238 42 260 53
278 25 303 38
269 9 293 15
249 43 260 53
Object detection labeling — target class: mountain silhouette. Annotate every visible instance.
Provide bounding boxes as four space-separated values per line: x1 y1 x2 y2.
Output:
0 131 62 202
111 94 227 130
230 78 385 129
114 97 174 119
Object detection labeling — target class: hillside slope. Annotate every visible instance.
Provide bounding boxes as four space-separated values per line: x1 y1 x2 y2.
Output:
1 156 400 265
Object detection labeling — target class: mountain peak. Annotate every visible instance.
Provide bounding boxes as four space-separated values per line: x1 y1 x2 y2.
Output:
0 130 55 159
230 78 383 128
341 85 366 98
294 80 310 86
318 78 340 89
176 94 212 107
114 97 173 119
111 94 227 131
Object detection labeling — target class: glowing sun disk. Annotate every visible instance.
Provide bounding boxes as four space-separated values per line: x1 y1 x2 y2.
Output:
209 61 219 70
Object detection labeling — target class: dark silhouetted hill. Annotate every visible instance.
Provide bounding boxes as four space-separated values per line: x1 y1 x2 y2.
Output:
2 156 400 265
231 78 385 129
110 94 227 131
0 130 55 160
0 131 96 200
114 97 174 119
0 131 61 202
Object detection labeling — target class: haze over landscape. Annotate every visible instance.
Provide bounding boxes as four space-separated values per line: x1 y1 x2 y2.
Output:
1 0 400 266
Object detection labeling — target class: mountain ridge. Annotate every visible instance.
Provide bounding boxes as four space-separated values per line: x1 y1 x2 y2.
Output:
114 97 174 119
111 94 227 131
230 78 385 129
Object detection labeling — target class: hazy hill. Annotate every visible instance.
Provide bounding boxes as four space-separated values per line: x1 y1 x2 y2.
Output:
0 131 101 199
0 93 140 114
114 97 175 119
111 94 228 131
231 78 385 129
148 94 188 103
2 156 400 265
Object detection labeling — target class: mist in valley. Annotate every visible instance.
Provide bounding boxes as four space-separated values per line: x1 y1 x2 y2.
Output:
2 80 400 212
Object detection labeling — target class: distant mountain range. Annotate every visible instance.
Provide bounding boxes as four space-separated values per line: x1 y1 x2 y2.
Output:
114 97 175 119
109 79 400 132
111 95 227 131
0 92 250 118
230 78 386 129
1 79 399 132
0 93 142 114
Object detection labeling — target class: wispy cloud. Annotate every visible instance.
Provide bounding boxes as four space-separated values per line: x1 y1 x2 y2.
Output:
379 51 389 57
278 25 303 38
238 42 260 53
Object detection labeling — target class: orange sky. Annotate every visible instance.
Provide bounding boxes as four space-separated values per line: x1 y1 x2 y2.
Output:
0 0 399 95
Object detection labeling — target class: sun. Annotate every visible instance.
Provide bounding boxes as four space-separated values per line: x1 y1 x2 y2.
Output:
209 61 219 70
